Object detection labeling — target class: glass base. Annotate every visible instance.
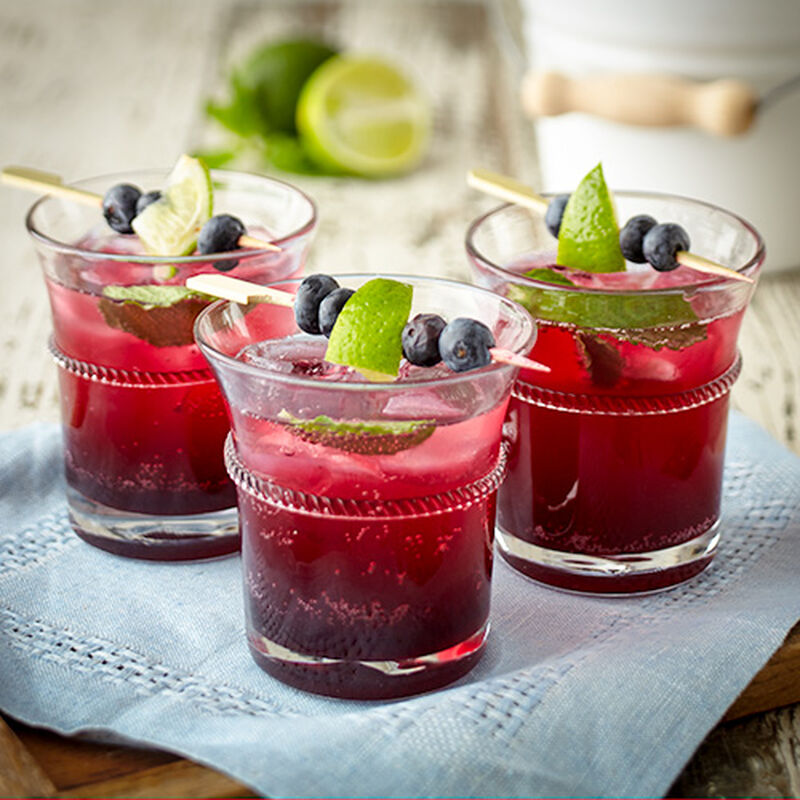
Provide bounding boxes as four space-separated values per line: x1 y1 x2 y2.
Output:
66 485 240 561
247 621 489 700
496 521 720 595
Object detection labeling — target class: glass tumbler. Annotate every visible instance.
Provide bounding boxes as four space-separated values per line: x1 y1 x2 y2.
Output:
195 275 535 698
27 169 316 560
467 193 764 594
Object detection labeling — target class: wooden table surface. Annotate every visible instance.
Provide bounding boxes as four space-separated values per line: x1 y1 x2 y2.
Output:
1 1 799 797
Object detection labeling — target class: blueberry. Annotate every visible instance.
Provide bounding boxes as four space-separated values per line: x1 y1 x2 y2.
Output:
619 214 657 263
198 214 246 254
438 318 495 373
135 190 161 215
642 223 691 272
545 194 570 238
102 183 141 234
318 287 355 337
402 313 446 367
294 274 340 334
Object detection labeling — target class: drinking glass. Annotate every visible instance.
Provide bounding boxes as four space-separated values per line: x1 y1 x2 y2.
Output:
195 275 535 698
467 193 764 593
27 169 316 560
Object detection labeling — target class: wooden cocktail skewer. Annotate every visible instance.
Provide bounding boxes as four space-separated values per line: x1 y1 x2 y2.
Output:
1 166 281 253
467 167 754 284
186 273 550 373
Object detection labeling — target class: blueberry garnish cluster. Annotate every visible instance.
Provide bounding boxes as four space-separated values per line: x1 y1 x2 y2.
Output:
404 314 495 372
545 194 692 273
295 274 342 335
294 274 496 373
620 217 690 272
102 182 248 269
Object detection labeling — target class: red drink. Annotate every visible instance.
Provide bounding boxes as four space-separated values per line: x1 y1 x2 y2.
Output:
467 194 764 593
48 276 235 519
27 169 316 559
196 277 534 698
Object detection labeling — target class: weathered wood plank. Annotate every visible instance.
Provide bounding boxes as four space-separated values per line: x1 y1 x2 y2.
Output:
0 717 57 798
55 760 256 800
670 704 800 798
724 624 800 722
0 0 224 432
734 272 800 454
7 719 178 791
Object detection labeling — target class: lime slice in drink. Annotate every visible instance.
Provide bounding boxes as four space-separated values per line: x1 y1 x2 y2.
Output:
296 55 430 177
132 154 213 255
325 278 413 381
556 163 625 273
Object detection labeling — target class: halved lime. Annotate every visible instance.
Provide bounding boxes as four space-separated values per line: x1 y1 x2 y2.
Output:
296 55 430 177
325 278 413 381
556 163 625 273
132 154 213 255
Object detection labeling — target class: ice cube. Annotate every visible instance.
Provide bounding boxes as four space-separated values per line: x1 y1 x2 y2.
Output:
237 335 362 381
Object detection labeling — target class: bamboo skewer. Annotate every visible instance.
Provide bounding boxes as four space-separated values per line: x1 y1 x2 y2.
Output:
186 273 295 307
1 165 281 253
185 273 550 374
467 168 754 284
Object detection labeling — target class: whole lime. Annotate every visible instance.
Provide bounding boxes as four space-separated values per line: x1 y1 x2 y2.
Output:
235 39 338 134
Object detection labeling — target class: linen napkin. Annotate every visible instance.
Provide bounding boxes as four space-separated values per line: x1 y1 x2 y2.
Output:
1 413 798 799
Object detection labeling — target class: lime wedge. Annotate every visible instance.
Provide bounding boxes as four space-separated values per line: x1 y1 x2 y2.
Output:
132 155 213 255
296 55 430 177
556 163 625 273
325 278 413 381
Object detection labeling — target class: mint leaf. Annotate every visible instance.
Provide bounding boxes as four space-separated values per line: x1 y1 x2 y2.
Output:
508 267 707 351
259 133 338 175
191 147 240 169
102 285 207 309
98 286 210 347
278 411 435 455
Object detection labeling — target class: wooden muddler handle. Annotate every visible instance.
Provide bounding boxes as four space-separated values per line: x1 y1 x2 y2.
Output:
520 71 758 137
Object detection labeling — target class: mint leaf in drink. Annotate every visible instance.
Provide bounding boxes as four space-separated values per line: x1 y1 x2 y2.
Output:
575 331 624 387
102 285 206 308
99 285 210 347
507 267 707 351
278 411 435 455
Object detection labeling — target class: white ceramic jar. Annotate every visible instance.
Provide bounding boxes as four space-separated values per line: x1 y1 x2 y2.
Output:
521 0 800 272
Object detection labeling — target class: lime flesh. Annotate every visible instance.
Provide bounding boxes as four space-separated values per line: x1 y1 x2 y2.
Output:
132 155 213 256
296 55 430 177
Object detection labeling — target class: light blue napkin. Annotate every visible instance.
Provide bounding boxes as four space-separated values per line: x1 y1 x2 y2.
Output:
1 413 799 799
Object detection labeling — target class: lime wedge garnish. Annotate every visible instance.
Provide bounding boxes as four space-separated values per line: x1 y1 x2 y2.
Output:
325 278 413 381
296 55 430 177
278 411 434 455
556 163 625 273
132 155 213 255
